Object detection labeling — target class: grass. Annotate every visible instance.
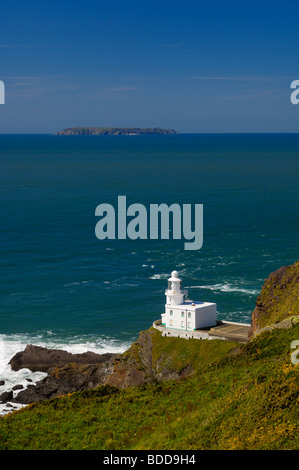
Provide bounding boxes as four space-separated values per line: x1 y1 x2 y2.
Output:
0 324 298 450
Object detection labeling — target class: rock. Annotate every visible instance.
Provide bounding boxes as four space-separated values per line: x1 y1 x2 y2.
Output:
250 315 299 338
9 344 116 372
12 384 24 391
249 260 299 338
0 380 5 386
14 361 115 404
105 329 194 388
106 330 153 389
0 390 13 403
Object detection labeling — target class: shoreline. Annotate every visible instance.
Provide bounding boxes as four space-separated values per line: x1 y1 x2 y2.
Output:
0 334 132 416
0 317 251 415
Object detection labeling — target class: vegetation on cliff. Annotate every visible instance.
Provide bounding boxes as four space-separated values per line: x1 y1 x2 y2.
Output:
0 260 298 450
56 127 179 135
0 323 298 450
250 260 299 336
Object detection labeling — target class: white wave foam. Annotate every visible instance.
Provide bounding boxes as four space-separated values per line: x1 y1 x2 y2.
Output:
185 283 259 296
0 335 48 416
65 280 93 286
220 311 252 323
149 273 169 279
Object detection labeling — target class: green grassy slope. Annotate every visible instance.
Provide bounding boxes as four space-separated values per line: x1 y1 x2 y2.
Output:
0 324 298 450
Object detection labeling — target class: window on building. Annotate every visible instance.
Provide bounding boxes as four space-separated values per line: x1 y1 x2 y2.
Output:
181 321 185 328
188 322 191 329
170 310 173 316
170 319 173 326
188 312 191 318
181 311 185 317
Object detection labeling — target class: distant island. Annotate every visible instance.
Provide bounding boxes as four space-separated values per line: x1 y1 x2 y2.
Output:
56 127 179 136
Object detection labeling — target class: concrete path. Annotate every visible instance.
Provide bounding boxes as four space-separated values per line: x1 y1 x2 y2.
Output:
153 319 251 343
207 322 251 343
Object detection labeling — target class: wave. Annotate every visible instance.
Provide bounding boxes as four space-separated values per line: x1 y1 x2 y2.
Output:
64 280 94 286
149 273 169 280
185 283 259 296
218 310 251 324
0 334 48 415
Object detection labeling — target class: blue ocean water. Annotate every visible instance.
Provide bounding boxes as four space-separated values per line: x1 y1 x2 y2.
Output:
0 133 298 400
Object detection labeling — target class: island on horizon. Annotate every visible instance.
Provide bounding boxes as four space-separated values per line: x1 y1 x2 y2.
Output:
56 127 179 136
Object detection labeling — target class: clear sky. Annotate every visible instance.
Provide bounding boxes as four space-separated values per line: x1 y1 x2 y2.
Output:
1 0 299 133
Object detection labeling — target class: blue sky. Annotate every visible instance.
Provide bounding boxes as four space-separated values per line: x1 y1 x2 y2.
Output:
1 0 299 133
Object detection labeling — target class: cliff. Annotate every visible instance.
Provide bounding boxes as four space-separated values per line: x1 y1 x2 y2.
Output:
249 259 299 337
8 329 236 404
56 127 179 135
4 259 299 406
1 261 298 450
1 317 298 450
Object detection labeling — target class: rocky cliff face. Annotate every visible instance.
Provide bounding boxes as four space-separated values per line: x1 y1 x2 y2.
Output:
7 329 193 405
249 260 299 338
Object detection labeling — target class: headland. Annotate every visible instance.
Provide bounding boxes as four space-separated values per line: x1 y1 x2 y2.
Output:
56 127 179 135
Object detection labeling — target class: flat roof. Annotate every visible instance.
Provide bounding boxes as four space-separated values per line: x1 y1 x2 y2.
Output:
165 301 216 310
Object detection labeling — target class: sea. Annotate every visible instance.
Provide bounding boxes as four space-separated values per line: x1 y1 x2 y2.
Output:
0 133 298 414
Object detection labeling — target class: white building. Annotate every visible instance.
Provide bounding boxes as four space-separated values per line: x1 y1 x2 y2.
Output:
161 270 217 331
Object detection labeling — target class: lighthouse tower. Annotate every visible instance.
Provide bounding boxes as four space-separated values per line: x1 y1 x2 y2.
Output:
165 270 185 306
161 270 217 331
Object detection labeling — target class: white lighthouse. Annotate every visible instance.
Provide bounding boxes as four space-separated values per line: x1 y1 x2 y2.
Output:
161 270 217 331
165 270 184 305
